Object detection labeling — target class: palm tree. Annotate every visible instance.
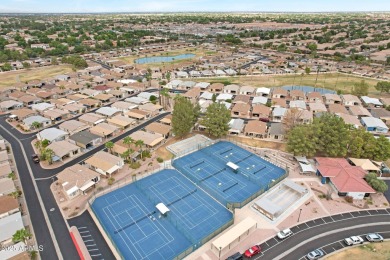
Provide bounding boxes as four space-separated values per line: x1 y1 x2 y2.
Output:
123 136 134 149
160 88 170 109
44 148 54 165
135 140 144 159
34 140 43 154
12 228 31 244
31 121 42 130
105 141 114 154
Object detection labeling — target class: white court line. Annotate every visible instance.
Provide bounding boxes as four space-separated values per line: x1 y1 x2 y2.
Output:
81 235 92 238
84 239 94 242
78 226 88 229
79 231 90 234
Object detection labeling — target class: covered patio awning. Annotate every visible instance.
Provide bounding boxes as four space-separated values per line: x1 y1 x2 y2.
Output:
107 165 121 175
80 180 95 192
156 203 170 215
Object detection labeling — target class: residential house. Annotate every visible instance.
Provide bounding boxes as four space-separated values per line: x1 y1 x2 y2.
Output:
289 90 305 100
328 104 349 115
89 123 118 138
160 115 172 126
315 157 375 199
78 113 106 126
138 103 163 115
0 178 16 196
228 119 245 135
46 140 80 162
360 117 389 133
37 128 68 143
0 100 23 112
95 107 122 118
272 107 288 122
308 102 327 114
361 96 383 108
251 104 271 121
256 87 271 97
107 115 136 130
85 151 124 176
244 121 267 138
0 161 12 179
268 122 285 140
199 91 214 101
231 103 251 118
337 113 362 128
57 164 100 199
306 92 323 103
178 81 196 90
78 98 102 109
59 120 90 135
43 108 69 123
31 102 55 113
125 96 149 105
94 93 114 104
69 130 102 150
145 122 171 138
239 86 255 96
129 131 164 148
194 82 210 90
0 196 19 219
126 109 149 120
182 87 201 105
271 98 288 108
232 95 251 104
252 96 268 105
0 212 24 244
341 94 362 106
209 83 224 93
289 100 307 110
62 103 86 115
223 84 240 94
348 106 372 118
22 115 51 130
9 108 37 121
271 88 288 99
19 95 41 107
370 108 390 126
216 93 233 102
323 94 342 105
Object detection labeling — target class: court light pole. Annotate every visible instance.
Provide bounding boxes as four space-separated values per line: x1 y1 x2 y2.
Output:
297 208 302 222
219 246 222 260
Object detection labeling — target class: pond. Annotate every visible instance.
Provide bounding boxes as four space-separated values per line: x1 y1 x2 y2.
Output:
135 53 195 64
280 85 336 94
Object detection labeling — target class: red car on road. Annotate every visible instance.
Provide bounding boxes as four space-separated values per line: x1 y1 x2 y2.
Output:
244 245 261 258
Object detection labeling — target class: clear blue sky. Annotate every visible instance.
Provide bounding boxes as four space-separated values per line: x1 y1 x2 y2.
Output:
1 0 390 13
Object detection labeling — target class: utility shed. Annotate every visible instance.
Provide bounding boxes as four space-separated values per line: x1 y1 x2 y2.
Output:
211 217 257 256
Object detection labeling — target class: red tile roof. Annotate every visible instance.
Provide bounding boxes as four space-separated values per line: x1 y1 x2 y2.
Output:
315 157 375 193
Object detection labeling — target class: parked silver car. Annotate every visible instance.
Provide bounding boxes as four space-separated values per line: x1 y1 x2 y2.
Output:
366 233 383 242
307 249 324 259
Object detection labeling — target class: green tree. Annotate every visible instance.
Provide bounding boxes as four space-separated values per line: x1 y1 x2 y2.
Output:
351 80 369 96
165 71 171 82
307 43 318 52
149 95 157 104
375 81 390 93
365 173 388 193
2 62 12 71
105 141 114 154
287 124 317 157
43 148 54 165
201 102 231 138
12 228 31 244
172 95 199 137
41 139 49 148
8 172 16 180
305 67 311 74
211 93 217 103
373 135 390 161
135 140 144 159
123 136 134 149
31 121 42 130
347 128 365 158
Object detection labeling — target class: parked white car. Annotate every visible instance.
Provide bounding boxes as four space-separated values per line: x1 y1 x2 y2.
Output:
277 228 293 239
344 236 364 246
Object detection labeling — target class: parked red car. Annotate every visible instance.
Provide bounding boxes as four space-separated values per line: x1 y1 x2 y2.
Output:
244 245 261 258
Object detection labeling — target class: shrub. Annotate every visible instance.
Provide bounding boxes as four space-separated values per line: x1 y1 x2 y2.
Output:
97 186 104 192
318 194 326 199
129 162 141 169
157 157 163 163
345 196 353 203
107 177 115 185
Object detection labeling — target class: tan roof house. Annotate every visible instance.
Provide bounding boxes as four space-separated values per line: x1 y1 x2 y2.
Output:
342 94 362 106
10 108 37 121
324 94 342 105
289 90 305 100
0 196 19 219
231 103 251 118
232 95 251 104
107 115 136 129
78 113 105 126
348 106 372 118
327 104 349 115
126 109 149 120
57 164 100 199
129 131 164 148
306 92 323 103
244 121 267 138
46 140 80 162
59 120 90 135
145 122 171 138
89 123 118 138
85 151 124 176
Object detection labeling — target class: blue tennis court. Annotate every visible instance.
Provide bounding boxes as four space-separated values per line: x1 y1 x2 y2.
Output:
91 170 233 260
173 141 286 207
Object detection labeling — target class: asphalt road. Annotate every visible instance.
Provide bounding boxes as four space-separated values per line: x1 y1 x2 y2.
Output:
251 209 390 260
0 110 170 260
384 180 390 202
